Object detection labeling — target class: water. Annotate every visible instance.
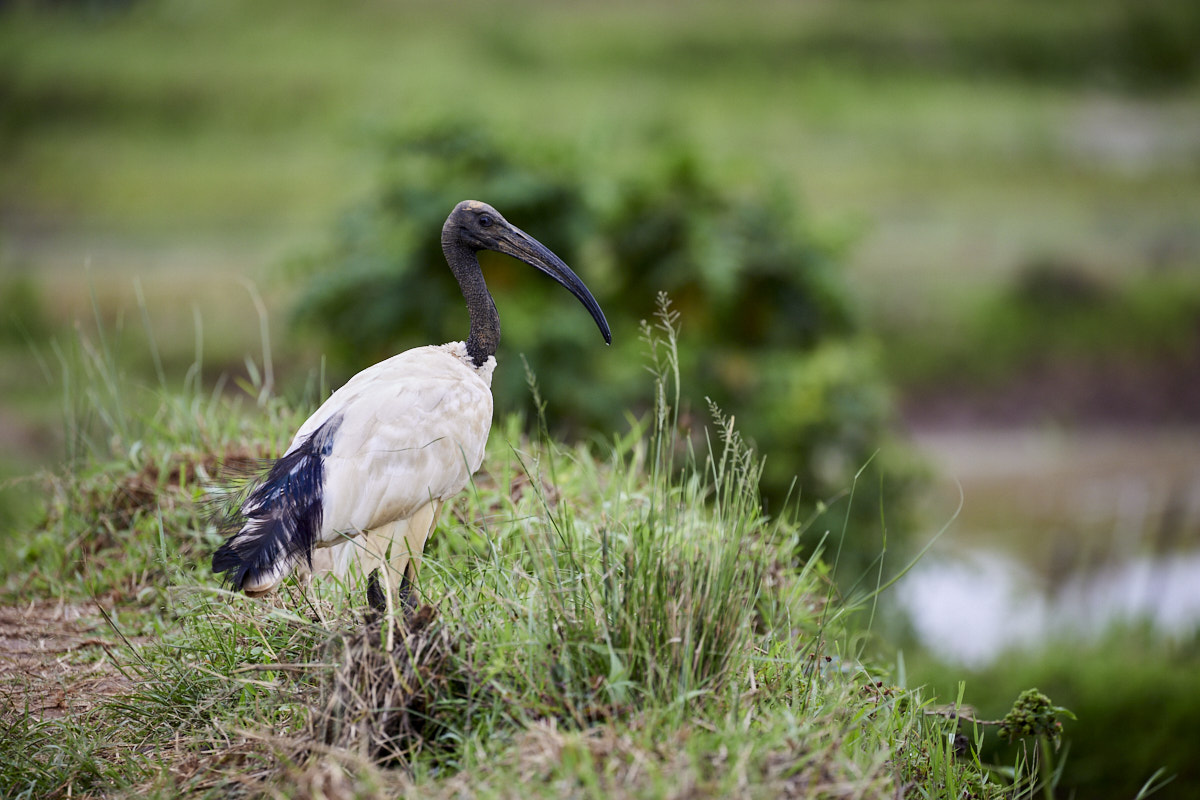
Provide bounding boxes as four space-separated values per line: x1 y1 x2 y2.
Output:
895 427 1200 666
896 548 1200 667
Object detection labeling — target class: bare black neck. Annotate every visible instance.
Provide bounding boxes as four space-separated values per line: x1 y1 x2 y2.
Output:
442 238 499 367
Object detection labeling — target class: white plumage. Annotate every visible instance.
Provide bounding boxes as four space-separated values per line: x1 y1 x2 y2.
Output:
298 344 495 588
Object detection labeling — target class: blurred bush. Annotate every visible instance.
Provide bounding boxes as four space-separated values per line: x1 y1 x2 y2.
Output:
890 255 1200 426
289 124 915 575
0 275 50 345
980 259 1200 375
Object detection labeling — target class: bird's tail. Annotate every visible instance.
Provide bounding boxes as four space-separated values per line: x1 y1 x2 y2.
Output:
212 512 311 596
212 416 340 595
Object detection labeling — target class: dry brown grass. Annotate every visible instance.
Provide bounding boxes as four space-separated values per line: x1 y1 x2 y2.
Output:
310 604 472 766
0 601 136 722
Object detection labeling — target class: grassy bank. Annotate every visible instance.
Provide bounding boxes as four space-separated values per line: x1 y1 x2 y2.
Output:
0 309 1063 798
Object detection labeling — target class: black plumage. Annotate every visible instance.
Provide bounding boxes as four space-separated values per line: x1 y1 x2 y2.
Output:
212 414 343 593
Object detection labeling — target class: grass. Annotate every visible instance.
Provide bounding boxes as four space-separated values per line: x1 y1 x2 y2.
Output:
0 300 1063 798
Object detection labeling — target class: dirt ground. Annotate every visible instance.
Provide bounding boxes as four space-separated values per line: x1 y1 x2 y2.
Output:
0 601 136 721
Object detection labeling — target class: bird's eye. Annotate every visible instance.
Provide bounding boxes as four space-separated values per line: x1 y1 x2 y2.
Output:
478 214 493 228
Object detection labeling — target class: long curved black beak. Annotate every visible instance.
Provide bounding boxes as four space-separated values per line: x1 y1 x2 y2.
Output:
493 224 612 345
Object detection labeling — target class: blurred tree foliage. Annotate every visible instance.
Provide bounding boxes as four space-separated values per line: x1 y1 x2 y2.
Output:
888 255 1200 428
290 124 914 574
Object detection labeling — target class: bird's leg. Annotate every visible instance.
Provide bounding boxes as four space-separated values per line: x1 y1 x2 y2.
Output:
398 569 419 615
366 568 388 614
366 566 398 651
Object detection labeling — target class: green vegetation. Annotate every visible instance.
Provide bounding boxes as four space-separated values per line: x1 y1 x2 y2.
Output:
947 261 1200 382
0 308 1069 798
912 626 1200 800
888 258 1200 409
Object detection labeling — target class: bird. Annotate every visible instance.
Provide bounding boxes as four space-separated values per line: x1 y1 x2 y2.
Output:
212 200 611 613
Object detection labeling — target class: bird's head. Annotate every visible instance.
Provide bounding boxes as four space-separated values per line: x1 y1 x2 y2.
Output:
443 200 513 251
443 200 612 345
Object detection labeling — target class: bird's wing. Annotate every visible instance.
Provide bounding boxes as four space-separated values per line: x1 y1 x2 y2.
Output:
302 347 494 544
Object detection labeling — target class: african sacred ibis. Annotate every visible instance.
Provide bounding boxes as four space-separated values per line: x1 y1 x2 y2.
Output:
213 200 611 611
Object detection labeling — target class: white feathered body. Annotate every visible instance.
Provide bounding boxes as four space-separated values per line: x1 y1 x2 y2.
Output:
236 341 495 594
